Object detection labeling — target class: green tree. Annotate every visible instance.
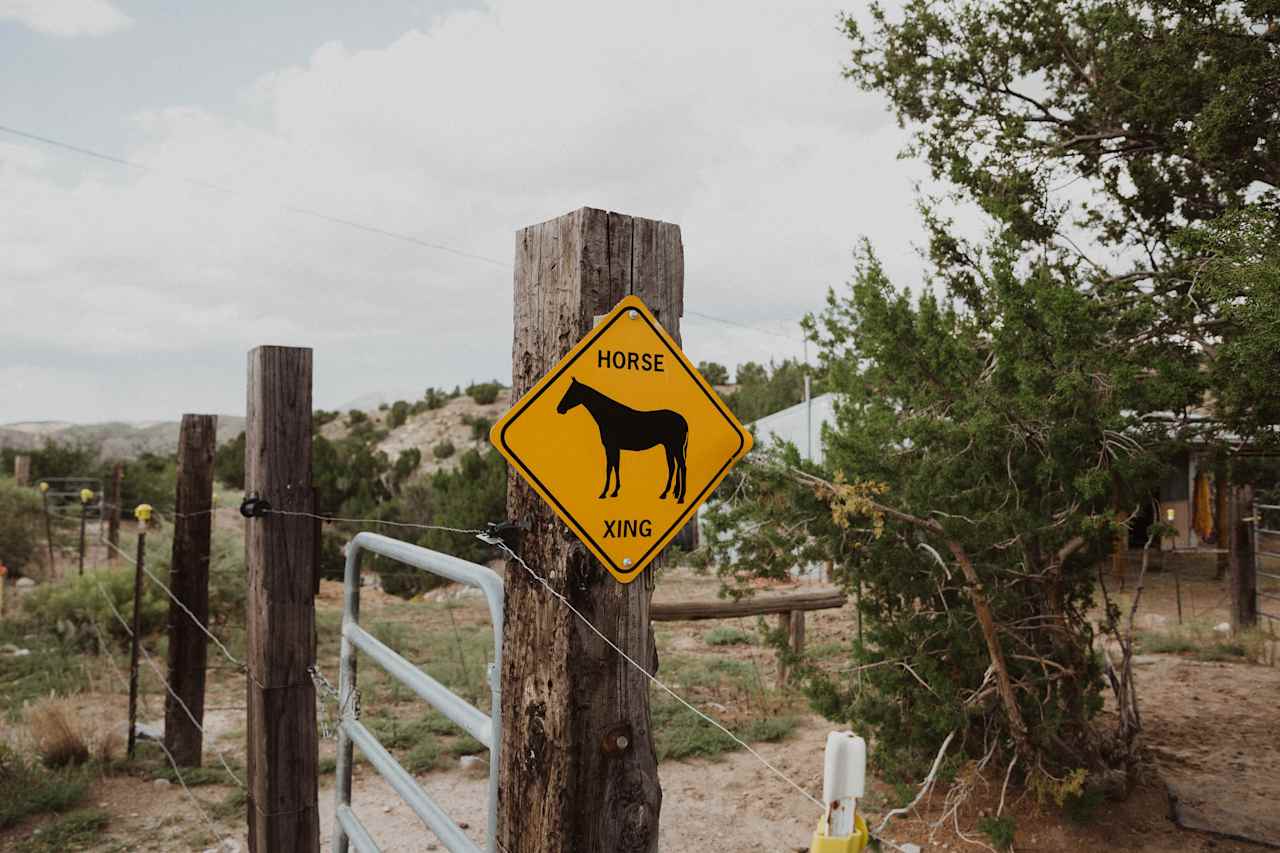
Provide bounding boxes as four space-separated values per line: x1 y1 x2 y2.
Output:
724 359 819 423
697 361 730 385
213 432 246 490
388 400 411 430
705 243 1181 783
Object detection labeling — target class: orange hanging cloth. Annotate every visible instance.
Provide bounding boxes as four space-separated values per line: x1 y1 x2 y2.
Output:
1193 471 1215 542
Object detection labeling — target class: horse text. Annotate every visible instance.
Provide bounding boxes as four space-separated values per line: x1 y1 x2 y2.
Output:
597 349 665 372
603 519 653 538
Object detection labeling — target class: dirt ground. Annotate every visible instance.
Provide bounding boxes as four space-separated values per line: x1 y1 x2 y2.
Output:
3 549 1278 852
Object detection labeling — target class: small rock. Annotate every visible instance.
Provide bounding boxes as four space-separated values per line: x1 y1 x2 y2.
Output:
154 778 171 787
15 577 36 589
459 755 488 776
382 806 392 814
458 821 470 830
1214 622 1230 634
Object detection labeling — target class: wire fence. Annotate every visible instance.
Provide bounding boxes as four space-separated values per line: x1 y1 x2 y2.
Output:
24 496 925 850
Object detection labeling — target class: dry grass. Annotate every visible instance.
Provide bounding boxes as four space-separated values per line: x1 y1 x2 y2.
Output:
24 699 89 768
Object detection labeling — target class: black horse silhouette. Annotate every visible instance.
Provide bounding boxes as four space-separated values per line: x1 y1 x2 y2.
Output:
556 378 688 502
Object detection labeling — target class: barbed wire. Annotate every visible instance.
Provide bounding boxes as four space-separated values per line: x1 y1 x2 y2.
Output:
88 571 247 790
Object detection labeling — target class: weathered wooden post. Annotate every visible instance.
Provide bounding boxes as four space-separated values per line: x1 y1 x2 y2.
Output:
128 504 152 759
497 208 679 852
244 346 319 852
78 488 92 576
164 414 217 767
108 463 123 563
14 454 30 487
1230 485 1258 633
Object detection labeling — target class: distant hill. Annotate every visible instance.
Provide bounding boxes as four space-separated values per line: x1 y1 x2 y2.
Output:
0 417 247 460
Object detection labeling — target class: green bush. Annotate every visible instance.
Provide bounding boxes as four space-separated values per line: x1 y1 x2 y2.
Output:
388 400 411 430
462 415 492 443
313 409 339 429
978 815 1016 851
213 431 246 490
13 808 107 852
432 440 456 460
0 480 44 577
347 409 367 427
465 382 502 405
0 744 90 830
22 567 167 651
423 388 448 410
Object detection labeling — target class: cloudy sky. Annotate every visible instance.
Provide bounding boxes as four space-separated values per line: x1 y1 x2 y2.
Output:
0 0 931 423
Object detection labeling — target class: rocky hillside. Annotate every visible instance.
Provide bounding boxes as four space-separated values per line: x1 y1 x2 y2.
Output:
320 389 512 480
0 417 247 460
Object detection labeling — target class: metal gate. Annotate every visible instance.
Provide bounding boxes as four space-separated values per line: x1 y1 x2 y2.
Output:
333 532 504 853
1255 503 1280 627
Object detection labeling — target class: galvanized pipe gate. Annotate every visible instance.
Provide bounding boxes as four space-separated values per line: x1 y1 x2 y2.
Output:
1255 503 1280 626
333 532 504 853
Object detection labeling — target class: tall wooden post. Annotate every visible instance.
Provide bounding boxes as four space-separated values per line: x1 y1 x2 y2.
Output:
164 415 217 767
498 208 678 852
1214 468 1230 580
245 346 319 852
78 499 88 576
14 454 30 487
1230 484 1258 633
128 516 149 759
108 464 123 563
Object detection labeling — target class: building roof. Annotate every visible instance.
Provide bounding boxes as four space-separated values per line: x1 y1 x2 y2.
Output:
748 392 838 465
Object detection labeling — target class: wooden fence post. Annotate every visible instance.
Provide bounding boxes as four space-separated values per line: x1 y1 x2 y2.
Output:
108 464 123 563
498 208 677 852
164 414 217 767
245 346 319 852
1230 485 1258 633
128 510 149 760
14 454 30 487
78 495 88 576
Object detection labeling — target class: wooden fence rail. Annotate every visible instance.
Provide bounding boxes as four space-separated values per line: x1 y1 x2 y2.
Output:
650 589 847 685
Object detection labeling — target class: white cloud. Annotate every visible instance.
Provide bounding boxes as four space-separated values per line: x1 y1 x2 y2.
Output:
0 0 132 37
0 0 933 422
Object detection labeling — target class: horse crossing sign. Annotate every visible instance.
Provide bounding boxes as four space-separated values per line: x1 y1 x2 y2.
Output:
490 295 752 583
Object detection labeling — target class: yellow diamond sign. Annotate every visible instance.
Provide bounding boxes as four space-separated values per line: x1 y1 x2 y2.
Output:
491 295 752 583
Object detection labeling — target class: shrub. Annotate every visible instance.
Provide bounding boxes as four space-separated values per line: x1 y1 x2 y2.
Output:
26 700 89 769
432 440 456 460
388 400 411 430
313 409 339 429
0 480 44 577
22 567 166 650
462 415 492 443
423 388 448 410
0 744 90 829
347 409 367 426
465 382 502 405
213 431 246 490
978 815 1016 851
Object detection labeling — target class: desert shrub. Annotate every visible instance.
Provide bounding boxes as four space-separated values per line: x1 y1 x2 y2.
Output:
22 566 166 651
313 409 339 429
25 699 89 768
23 441 99 484
432 440 456 460
346 409 367 426
392 448 422 491
0 744 90 829
423 388 448 410
461 414 492 443
0 480 44 576
378 402 389 411
213 431 246 490
465 382 501 405
978 815 1016 850
697 361 730 385
388 400 411 430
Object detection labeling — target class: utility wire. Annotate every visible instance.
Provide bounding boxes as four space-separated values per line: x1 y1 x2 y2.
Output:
1 122 805 340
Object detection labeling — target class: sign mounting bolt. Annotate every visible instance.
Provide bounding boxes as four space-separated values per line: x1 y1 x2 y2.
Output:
623 557 632 567
628 309 638 319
